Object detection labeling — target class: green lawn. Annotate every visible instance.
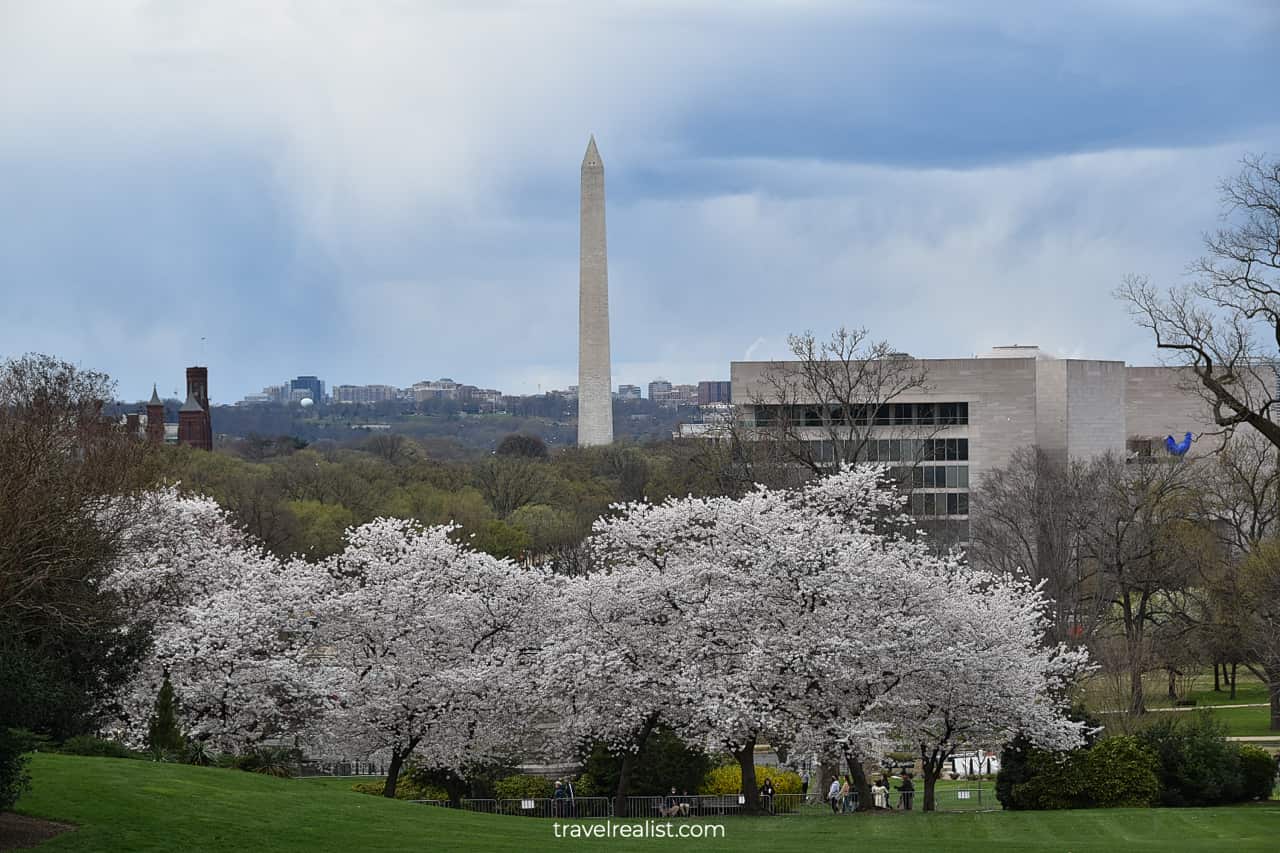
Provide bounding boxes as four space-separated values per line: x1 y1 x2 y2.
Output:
11 754 1280 852
1084 668 1278 738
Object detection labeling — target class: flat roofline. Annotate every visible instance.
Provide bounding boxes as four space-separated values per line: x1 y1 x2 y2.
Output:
730 357 1135 367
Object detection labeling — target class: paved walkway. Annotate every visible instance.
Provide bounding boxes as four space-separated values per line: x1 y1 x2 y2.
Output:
1099 703 1268 714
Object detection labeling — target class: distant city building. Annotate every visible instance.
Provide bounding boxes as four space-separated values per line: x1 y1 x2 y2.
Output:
412 378 461 402
333 384 399 404
652 383 697 407
647 379 672 401
290 375 325 404
697 380 732 406
617 384 641 400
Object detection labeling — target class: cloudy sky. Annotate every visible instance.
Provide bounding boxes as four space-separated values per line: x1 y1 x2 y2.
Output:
2 1 1277 402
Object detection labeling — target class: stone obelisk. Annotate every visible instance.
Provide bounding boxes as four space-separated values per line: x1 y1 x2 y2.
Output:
577 136 614 446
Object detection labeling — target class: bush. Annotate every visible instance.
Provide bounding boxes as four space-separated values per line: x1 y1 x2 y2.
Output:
698 763 802 796
183 739 217 766
1000 736 1159 810
493 774 553 800
231 747 298 778
1078 736 1161 808
147 677 185 754
351 779 449 801
1238 746 1277 801
57 735 140 759
1135 713 1243 807
0 728 32 811
578 727 712 797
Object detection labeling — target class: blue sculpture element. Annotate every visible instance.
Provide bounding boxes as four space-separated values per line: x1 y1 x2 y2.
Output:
1165 432 1193 456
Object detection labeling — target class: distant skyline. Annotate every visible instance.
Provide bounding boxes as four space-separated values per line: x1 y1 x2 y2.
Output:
2 1 1278 402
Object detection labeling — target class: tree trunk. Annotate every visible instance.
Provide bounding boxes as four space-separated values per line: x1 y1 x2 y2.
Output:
383 749 405 798
1166 667 1177 702
1214 660 1222 692
841 747 872 812
922 769 939 812
1129 661 1146 715
1271 681 1280 732
613 713 659 818
733 737 761 814
1230 662 1238 700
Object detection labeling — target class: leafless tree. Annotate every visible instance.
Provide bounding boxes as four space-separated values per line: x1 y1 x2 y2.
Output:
969 447 1096 644
1075 454 1206 715
745 328 930 476
1119 155 1280 447
1239 539 1280 730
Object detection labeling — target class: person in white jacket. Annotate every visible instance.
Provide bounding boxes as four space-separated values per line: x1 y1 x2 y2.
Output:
827 778 842 814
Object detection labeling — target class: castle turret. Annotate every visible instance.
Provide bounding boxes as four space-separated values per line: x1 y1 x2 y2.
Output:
145 384 165 444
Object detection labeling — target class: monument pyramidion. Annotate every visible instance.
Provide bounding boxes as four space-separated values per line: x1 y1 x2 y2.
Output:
577 135 614 446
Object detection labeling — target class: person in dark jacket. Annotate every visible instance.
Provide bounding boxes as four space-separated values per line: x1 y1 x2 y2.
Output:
897 774 915 810
761 778 775 814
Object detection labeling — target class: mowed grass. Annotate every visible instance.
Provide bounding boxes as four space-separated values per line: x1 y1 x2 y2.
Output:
12 753 1280 852
1085 668 1278 738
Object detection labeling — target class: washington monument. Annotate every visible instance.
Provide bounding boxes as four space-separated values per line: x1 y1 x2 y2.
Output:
577 136 613 446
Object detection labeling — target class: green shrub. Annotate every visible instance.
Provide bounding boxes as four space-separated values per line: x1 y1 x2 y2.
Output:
351 779 449 801
1238 746 1277 801
1078 736 1161 808
232 747 297 778
493 774 553 800
1136 713 1243 807
698 763 802 796
146 677 185 754
57 735 140 759
1002 736 1159 810
183 739 217 766
0 728 32 811
1007 749 1087 810
578 727 712 797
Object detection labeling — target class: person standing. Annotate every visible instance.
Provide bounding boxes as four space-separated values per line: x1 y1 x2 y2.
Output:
553 780 568 817
839 776 853 813
828 777 841 814
801 769 810 803
897 774 915 810
871 779 888 810
761 778 775 815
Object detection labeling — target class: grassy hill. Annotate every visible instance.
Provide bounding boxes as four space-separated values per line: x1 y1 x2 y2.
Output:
10 754 1280 852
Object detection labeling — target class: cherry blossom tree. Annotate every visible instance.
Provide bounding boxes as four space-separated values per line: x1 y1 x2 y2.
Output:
310 518 549 798
106 490 319 751
872 569 1092 810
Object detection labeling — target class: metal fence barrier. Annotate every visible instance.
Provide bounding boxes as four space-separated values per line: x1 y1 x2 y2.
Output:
403 788 992 817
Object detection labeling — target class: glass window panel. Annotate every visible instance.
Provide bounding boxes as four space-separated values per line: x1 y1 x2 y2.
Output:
958 402 968 424
958 438 969 460
912 466 924 488
889 439 902 461
916 403 934 425
874 406 891 426
911 493 924 515
958 493 970 515
959 466 969 488
946 466 958 488
947 493 959 515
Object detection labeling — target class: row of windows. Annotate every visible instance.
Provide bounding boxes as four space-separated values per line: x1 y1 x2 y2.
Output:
804 438 969 463
889 465 970 489
911 492 970 517
864 438 970 462
754 402 969 427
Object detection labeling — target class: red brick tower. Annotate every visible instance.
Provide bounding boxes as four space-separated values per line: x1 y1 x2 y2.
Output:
177 366 212 450
145 384 165 444
177 389 211 450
